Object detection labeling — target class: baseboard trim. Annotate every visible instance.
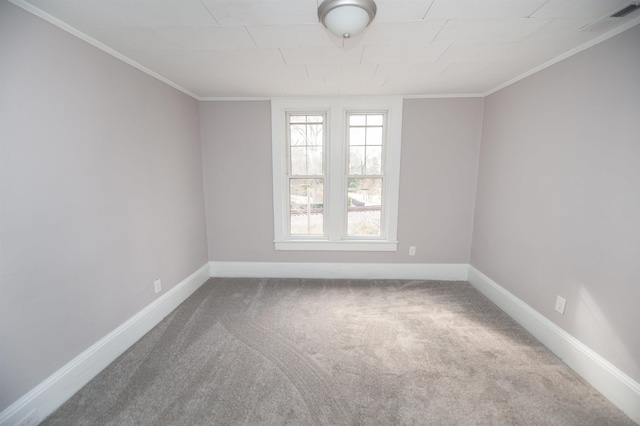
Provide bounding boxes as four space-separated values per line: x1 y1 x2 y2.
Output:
0 263 211 426
6 263 636 425
209 261 469 281
467 265 640 424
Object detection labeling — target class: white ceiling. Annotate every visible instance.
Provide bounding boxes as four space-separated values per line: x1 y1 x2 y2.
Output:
16 0 640 98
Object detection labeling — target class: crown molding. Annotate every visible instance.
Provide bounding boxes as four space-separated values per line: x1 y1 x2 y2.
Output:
483 16 640 97
8 0 200 100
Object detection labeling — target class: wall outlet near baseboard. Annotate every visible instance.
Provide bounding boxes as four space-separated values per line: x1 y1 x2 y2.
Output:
555 295 566 315
154 279 162 294
409 246 416 256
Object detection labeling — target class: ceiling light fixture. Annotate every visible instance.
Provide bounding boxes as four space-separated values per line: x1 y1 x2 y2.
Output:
318 0 377 39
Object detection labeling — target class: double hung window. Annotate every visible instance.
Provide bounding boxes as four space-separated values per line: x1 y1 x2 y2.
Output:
271 97 402 251
346 113 384 237
288 113 326 236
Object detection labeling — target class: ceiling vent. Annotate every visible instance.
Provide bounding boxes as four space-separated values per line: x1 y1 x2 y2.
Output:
581 1 640 32
610 3 640 17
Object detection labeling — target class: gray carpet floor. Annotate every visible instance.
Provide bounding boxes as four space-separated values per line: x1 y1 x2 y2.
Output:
43 278 634 425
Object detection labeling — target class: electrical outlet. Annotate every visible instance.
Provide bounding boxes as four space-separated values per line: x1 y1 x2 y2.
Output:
16 409 40 426
154 279 162 294
409 246 416 256
555 295 566 315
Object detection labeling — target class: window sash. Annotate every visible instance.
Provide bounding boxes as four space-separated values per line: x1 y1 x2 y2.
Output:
288 177 325 237
345 176 383 238
287 112 326 176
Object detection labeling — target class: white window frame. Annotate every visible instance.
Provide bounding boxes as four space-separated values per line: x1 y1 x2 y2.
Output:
271 97 403 251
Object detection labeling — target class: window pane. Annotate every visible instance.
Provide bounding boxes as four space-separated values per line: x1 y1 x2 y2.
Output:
290 124 307 146
366 127 383 145
366 146 382 175
347 178 382 236
349 146 365 175
307 146 323 175
307 115 323 123
290 115 306 123
290 147 306 175
308 124 323 146
290 179 324 235
367 115 384 126
349 115 366 126
349 127 365 146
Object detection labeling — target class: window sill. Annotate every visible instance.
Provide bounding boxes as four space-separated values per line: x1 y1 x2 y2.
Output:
274 240 398 252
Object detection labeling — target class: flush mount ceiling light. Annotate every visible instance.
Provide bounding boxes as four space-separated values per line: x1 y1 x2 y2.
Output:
318 0 377 39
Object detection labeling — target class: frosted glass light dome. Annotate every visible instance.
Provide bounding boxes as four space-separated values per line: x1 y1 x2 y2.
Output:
318 0 377 39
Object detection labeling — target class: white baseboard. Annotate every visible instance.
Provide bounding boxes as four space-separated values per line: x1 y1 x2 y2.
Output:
0 263 211 426
209 261 469 281
467 265 640 425
6 262 636 425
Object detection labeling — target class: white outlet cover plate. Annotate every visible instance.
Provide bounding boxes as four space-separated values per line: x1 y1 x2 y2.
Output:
555 295 566 314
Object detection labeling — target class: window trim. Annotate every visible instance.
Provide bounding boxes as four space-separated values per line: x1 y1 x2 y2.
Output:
271 97 403 251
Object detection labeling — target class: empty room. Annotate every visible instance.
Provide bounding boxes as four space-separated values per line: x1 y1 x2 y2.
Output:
1 0 639 424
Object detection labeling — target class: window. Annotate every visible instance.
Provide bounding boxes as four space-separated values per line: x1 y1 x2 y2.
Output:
272 97 403 251
288 113 326 236
347 113 384 237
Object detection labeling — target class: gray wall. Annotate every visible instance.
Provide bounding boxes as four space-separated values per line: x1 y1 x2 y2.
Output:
0 2 208 410
471 24 640 383
200 98 483 264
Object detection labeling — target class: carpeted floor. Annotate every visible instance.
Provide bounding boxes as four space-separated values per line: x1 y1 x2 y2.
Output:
43 278 634 425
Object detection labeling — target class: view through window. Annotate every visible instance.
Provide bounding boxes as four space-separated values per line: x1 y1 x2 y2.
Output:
288 114 325 236
347 113 384 236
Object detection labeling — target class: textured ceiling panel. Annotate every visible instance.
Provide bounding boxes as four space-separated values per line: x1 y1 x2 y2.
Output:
433 18 552 44
18 0 640 97
200 0 318 26
531 0 629 19
425 0 546 19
